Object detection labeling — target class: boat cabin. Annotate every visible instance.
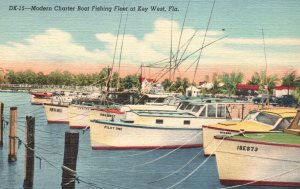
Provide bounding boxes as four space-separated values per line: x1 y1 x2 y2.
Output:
176 101 232 119
243 109 296 131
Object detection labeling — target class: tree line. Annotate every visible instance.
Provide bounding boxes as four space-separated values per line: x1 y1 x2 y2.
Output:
161 70 300 104
1 68 300 103
0 68 140 91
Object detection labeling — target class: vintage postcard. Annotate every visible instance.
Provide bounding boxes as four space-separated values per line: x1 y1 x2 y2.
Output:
0 0 299 188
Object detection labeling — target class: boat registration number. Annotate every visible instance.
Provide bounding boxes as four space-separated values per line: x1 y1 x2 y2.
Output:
104 125 122 131
236 145 258 152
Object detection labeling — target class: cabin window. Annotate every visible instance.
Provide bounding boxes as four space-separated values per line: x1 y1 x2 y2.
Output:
184 120 190 125
156 119 164 124
186 104 194 110
207 105 216 118
178 102 189 110
192 105 202 113
199 106 206 117
255 112 279 126
275 117 293 130
217 105 226 118
226 107 232 119
243 111 258 120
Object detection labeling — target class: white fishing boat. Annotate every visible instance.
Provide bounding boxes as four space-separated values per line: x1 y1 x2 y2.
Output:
89 101 246 150
43 91 102 124
119 95 181 112
69 95 180 129
30 91 53 105
202 108 296 156
68 98 120 129
43 103 69 123
215 109 300 187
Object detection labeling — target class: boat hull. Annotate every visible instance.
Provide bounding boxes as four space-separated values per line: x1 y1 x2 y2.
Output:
203 126 240 156
43 104 69 124
215 138 300 187
31 95 51 105
90 121 203 150
69 106 124 129
68 105 92 129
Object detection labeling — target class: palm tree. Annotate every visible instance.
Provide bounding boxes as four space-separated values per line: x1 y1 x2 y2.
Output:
161 79 172 91
210 73 221 96
281 71 297 95
248 70 278 105
247 72 260 85
220 72 244 97
169 77 190 94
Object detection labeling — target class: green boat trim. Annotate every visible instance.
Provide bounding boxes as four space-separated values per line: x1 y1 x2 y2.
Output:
231 132 300 146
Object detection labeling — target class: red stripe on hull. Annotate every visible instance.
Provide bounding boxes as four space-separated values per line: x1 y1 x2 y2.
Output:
220 179 300 187
69 125 89 129
203 125 265 133
204 153 215 157
47 120 69 124
31 103 44 105
92 144 203 150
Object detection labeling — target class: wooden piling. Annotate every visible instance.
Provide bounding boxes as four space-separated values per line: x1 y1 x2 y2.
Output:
8 107 17 162
0 102 4 146
23 116 35 189
61 131 79 189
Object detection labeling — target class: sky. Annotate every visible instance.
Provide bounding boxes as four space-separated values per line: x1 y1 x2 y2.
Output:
0 0 300 82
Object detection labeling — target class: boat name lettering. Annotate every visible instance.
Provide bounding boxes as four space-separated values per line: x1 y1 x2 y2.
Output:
78 107 90 110
100 113 114 117
236 145 258 152
104 125 122 131
50 107 62 112
220 131 232 135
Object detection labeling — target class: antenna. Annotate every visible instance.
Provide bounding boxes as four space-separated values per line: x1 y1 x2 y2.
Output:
169 12 173 81
261 28 269 105
262 28 268 76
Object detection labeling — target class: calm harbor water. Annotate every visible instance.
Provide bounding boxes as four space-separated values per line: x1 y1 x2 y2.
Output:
0 92 293 189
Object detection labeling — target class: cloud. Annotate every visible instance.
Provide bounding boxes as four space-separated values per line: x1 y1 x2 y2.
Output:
0 29 110 64
0 18 299 78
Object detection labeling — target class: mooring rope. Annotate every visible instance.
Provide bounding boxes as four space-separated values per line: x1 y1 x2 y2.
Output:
164 137 226 189
133 131 202 168
219 163 300 189
88 129 202 161
148 137 216 184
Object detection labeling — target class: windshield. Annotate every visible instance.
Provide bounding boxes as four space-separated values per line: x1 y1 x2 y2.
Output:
178 102 189 110
274 117 294 130
192 105 203 113
254 112 280 126
186 104 194 110
243 111 258 120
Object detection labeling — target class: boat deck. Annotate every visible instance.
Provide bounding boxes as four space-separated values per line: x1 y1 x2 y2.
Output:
232 132 300 146
134 111 196 118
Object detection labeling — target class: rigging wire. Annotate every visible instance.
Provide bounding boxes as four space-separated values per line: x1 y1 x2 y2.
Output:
172 0 192 81
110 0 125 72
192 0 216 84
116 2 131 90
